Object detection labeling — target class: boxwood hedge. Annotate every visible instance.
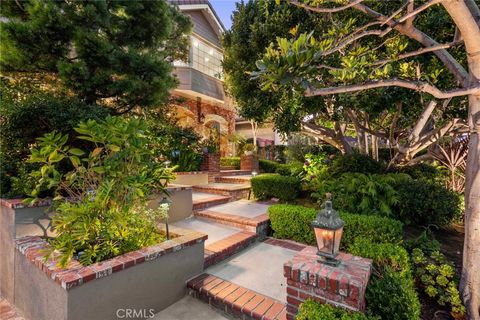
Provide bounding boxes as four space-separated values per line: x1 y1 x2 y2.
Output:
251 174 301 201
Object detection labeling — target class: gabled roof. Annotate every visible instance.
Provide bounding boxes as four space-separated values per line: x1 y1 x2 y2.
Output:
170 0 226 35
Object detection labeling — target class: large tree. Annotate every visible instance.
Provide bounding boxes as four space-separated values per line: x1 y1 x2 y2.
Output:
0 0 191 114
255 0 480 317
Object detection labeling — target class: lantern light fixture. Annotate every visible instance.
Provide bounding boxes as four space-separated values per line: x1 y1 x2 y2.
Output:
311 193 344 266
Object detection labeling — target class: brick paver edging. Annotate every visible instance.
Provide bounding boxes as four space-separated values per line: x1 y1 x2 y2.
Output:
193 195 231 211
1 198 52 209
204 231 257 268
188 273 287 320
0 298 25 320
15 225 207 291
262 238 307 252
195 210 269 234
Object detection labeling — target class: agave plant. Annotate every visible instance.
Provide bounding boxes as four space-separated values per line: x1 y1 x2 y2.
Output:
430 135 469 193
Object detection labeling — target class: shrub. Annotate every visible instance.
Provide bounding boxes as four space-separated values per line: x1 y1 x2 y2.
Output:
0 92 110 197
395 179 461 226
259 159 280 173
26 116 173 267
349 239 421 320
276 162 304 176
251 174 300 201
312 173 403 217
220 157 240 169
393 163 443 182
329 153 386 176
412 249 465 318
268 204 403 248
297 300 375 320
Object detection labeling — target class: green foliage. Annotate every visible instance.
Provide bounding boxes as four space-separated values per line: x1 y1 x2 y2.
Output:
297 300 375 320
251 174 300 201
220 157 241 169
26 116 173 267
412 249 466 317
275 162 303 177
365 269 421 320
313 173 402 217
144 111 203 172
0 88 110 197
395 179 461 226
330 154 386 176
349 239 421 320
1 0 191 113
259 159 280 173
267 204 403 248
393 163 445 183
404 229 441 255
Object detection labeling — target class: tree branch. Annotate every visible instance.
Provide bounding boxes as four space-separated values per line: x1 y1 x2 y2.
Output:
288 0 364 13
395 0 444 24
409 100 437 144
370 40 463 66
305 79 480 99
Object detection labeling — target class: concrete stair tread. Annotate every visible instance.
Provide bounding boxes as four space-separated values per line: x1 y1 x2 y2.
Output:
172 217 241 246
219 170 252 176
153 295 229 320
187 274 287 320
215 175 252 184
193 183 251 191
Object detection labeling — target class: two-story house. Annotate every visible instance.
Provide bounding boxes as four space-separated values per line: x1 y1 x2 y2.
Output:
170 0 235 156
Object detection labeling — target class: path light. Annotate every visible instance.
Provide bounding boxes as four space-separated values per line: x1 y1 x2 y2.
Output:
159 197 171 240
311 193 344 266
251 171 258 177
248 171 258 200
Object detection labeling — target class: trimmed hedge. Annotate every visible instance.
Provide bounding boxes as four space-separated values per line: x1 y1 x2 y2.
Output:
259 159 280 173
267 204 403 248
220 157 240 169
251 174 300 201
276 162 304 176
349 238 421 320
297 300 374 320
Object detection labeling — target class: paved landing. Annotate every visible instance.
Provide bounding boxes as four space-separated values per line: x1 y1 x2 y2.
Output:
173 217 240 246
206 200 269 219
192 192 225 202
206 242 299 302
153 295 229 320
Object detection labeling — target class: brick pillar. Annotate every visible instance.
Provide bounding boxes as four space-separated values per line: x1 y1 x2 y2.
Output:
240 154 259 172
201 153 220 183
283 247 372 319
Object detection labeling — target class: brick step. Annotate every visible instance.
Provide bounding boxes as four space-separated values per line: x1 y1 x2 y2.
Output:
0 299 25 320
204 231 258 268
195 210 269 236
193 183 251 201
187 274 287 320
193 195 232 211
220 166 237 171
215 175 252 184
219 170 252 176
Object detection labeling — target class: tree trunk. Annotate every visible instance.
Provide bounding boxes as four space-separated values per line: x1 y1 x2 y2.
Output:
462 93 480 320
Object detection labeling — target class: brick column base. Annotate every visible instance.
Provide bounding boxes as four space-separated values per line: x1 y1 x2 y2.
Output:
201 153 220 183
283 247 372 319
240 154 259 172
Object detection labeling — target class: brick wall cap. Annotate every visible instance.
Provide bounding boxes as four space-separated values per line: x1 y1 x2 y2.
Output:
1 198 52 209
175 171 209 175
15 225 207 291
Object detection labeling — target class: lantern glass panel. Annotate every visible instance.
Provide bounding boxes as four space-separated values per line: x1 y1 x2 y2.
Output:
314 228 335 255
333 227 343 255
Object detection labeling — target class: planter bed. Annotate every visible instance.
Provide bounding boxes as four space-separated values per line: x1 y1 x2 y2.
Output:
11 225 207 320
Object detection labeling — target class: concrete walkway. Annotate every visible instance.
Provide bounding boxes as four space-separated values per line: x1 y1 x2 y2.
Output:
172 217 240 246
205 200 269 219
192 192 225 202
153 295 229 320
206 242 298 302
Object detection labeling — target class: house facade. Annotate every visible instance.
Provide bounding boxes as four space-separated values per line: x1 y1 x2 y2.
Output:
170 0 236 156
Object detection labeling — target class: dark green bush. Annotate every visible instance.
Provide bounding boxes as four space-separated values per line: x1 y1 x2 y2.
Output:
395 179 461 226
297 300 375 320
393 163 443 182
220 157 240 169
349 239 421 320
0 92 110 197
275 162 303 176
259 159 280 173
268 204 403 248
330 153 386 176
251 174 300 201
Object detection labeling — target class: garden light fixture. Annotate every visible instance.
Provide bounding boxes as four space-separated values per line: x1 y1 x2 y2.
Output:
159 197 172 240
311 193 344 266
